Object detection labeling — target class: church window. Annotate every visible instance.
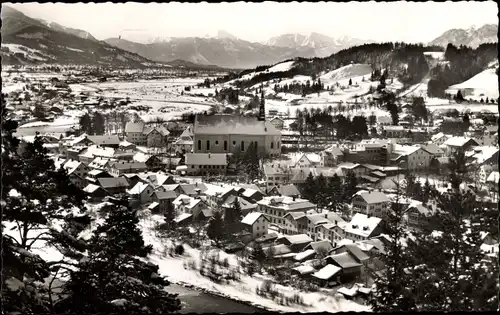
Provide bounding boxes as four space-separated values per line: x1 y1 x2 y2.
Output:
241 141 245 151
198 140 201 151
206 140 210 151
224 141 228 151
215 140 219 146
271 141 274 149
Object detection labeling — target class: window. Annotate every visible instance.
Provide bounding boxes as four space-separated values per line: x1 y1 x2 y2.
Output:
224 141 228 151
277 141 280 148
233 141 236 146
215 140 219 146
198 140 201 151
206 140 210 151
271 141 274 149
241 141 245 151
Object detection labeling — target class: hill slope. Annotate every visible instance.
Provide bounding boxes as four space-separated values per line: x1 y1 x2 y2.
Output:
1 6 158 67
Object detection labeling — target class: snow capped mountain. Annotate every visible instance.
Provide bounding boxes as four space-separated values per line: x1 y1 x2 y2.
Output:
264 32 374 58
36 19 97 42
216 30 238 40
430 24 498 48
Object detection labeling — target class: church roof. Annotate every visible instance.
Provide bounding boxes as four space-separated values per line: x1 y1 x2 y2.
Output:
194 115 280 136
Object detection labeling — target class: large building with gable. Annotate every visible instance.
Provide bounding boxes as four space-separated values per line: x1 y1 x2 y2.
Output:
192 114 282 157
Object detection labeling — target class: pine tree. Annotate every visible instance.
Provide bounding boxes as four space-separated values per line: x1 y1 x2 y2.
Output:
33 104 46 120
164 201 176 229
369 177 416 311
57 199 181 313
301 172 316 202
207 210 225 246
326 174 342 211
342 170 358 203
1 93 89 313
225 197 242 235
92 112 105 135
79 113 92 135
315 173 328 210
348 78 352 86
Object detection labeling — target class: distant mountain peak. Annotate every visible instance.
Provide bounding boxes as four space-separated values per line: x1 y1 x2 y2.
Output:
430 23 498 48
216 30 238 40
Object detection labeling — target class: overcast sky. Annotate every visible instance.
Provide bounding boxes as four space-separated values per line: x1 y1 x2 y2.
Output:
6 1 498 43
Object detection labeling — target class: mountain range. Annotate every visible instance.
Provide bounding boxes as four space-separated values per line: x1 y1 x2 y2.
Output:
430 24 498 48
1 5 497 69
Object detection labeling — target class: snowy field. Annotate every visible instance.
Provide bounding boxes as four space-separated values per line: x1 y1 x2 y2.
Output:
140 215 370 313
77 78 218 120
447 68 499 100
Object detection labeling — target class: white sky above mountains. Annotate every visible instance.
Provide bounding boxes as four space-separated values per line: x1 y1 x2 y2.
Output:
6 1 498 43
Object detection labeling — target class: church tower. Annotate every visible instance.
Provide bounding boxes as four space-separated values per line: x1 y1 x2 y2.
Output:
258 87 265 121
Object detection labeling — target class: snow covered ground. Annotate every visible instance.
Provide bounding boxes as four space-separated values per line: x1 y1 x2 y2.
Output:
140 215 370 313
446 68 499 100
2 43 53 61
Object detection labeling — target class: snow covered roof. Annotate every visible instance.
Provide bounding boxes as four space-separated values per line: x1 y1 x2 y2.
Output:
87 135 121 146
98 177 129 189
127 182 152 195
344 213 382 238
148 202 159 210
355 191 390 204
443 136 478 147
194 115 280 136
152 190 177 200
79 145 115 159
270 184 301 197
174 213 192 223
112 161 148 170
203 183 234 197
327 252 363 269
257 196 316 211
312 264 342 280
173 194 200 209
83 183 101 193
222 195 258 210
241 212 267 226
283 234 313 245
185 153 227 166
292 264 316 275
63 159 82 175
88 157 115 169
125 121 145 133
294 249 316 262
119 140 135 147
467 146 498 164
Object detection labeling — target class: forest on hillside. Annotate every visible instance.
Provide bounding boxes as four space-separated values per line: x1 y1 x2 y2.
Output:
427 43 498 98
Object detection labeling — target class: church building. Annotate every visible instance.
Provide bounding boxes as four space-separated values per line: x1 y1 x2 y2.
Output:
193 91 282 157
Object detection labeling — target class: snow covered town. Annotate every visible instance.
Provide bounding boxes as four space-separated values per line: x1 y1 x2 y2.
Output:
2 2 499 314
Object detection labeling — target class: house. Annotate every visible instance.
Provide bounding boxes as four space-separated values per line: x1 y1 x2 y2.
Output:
174 126 194 155
85 169 112 184
146 126 170 147
97 177 130 195
317 223 347 246
390 145 433 170
119 140 136 150
87 135 121 148
241 212 269 239
336 163 368 178
268 184 301 198
269 117 284 130
420 143 445 158
303 240 334 257
78 145 116 164
83 183 108 201
384 126 406 138
172 194 207 218
466 146 498 167
108 161 148 177
352 191 391 217
311 264 342 286
193 114 281 158
121 173 145 189
329 243 370 266
239 185 265 203
179 183 207 197
125 121 147 145
185 153 228 175
404 202 434 230
222 195 258 217
263 163 290 191
289 153 322 169
53 158 90 189
150 190 177 214
88 157 116 171
133 152 163 171
320 146 345 167
343 213 383 242
257 196 317 232
443 137 479 157
203 184 237 208
276 234 313 252
486 171 499 191
283 212 309 235
144 173 176 187
126 182 155 205
325 252 363 282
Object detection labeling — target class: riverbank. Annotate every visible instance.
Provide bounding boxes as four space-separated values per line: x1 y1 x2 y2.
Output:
141 215 371 313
